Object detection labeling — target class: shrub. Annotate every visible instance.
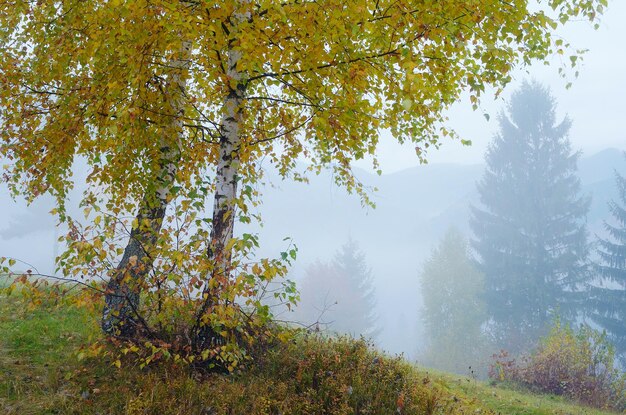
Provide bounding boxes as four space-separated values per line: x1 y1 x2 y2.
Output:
490 319 626 410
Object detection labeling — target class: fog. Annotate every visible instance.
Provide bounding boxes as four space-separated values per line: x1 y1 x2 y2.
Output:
2 0 625 376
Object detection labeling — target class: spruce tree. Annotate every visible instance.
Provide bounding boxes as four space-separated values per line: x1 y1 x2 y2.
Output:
295 239 379 339
470 81 590 352
589 167 626 359
333 239 380 339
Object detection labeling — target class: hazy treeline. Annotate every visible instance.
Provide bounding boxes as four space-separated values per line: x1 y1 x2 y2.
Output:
290 81 626 382
419 81 626 377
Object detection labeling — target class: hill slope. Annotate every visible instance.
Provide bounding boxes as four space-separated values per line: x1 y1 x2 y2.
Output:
0 293 618 415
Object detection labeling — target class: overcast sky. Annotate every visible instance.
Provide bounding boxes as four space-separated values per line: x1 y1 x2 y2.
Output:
355 1 626 173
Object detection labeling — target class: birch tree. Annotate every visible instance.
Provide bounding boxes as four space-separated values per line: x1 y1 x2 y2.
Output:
0 0 608 365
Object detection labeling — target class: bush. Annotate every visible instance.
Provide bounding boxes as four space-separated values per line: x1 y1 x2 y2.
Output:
249 335 459 415
490 320 626 410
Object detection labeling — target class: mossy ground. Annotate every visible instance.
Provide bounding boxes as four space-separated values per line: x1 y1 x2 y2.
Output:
0 291 619 415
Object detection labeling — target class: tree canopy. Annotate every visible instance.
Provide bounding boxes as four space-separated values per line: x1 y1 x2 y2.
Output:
1 0 606 206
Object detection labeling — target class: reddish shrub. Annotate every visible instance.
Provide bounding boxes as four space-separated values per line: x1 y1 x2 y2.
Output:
490 320 626 410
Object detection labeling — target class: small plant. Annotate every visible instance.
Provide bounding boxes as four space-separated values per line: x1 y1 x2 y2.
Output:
489 350 518 382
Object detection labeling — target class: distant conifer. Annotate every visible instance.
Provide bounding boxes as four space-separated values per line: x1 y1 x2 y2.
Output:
471 81 590 352
589 164 626 360
295 239 379 339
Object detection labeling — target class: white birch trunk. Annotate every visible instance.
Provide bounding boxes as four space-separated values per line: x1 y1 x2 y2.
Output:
195 2 251 345
206 1 250 291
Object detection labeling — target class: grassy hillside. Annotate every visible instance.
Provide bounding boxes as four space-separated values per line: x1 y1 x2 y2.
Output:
0 292 619 415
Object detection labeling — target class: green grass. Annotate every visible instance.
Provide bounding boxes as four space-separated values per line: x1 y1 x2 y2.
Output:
437 372 618 415
0 292 621 414
0 294 95 413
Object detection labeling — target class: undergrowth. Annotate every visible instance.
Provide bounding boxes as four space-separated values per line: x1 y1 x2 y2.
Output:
0 291 484 414
1 290 621 414
490 320 626 411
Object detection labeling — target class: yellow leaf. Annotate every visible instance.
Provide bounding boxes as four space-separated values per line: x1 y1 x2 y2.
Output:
401 98 413 111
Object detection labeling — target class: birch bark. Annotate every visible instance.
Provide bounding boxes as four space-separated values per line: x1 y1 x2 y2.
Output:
101 38 192 336
195 1 250 344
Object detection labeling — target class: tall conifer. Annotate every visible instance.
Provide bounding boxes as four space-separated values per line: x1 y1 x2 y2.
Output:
471 81 590 352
